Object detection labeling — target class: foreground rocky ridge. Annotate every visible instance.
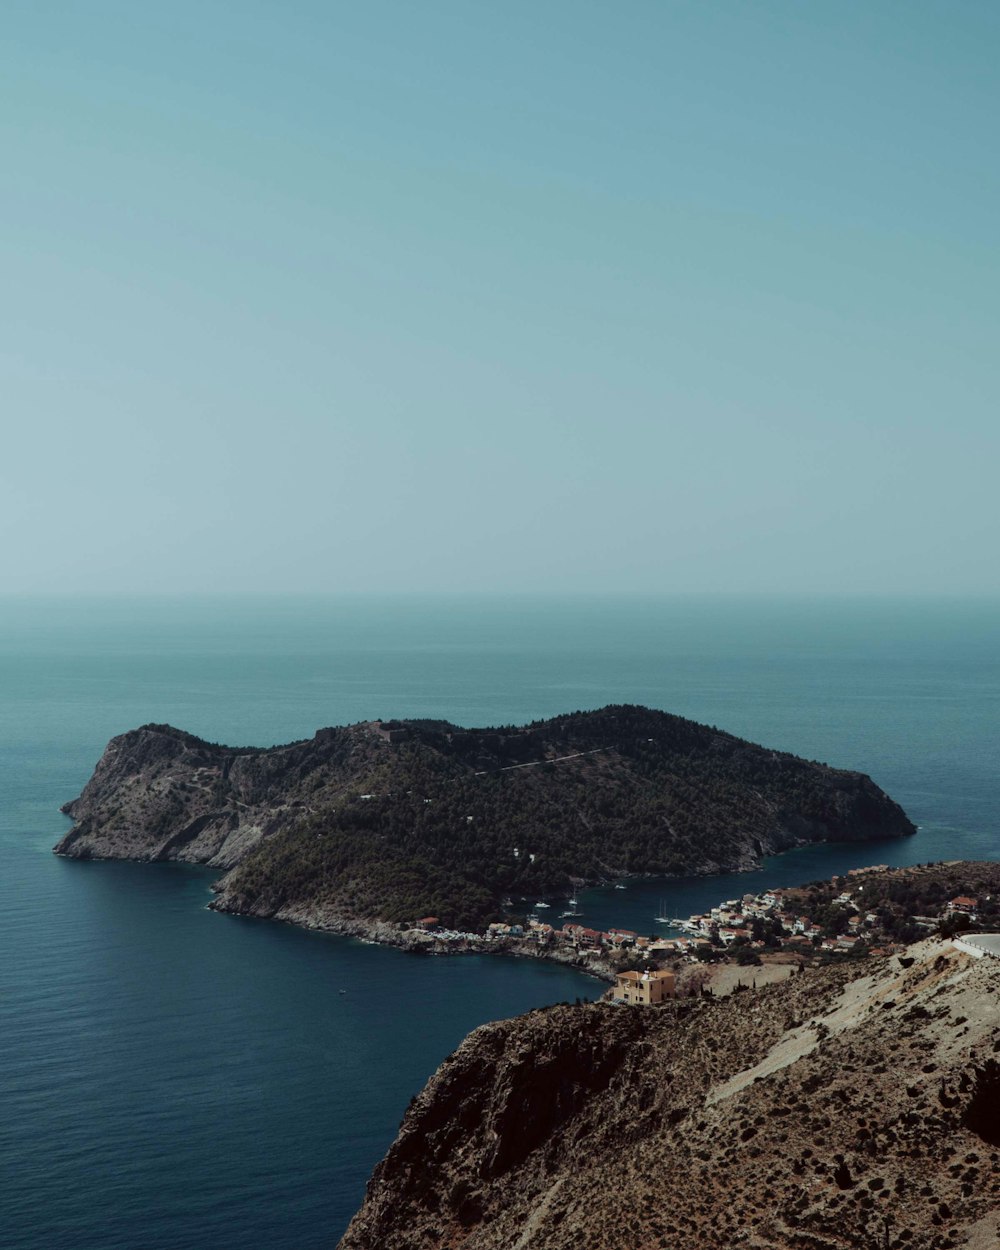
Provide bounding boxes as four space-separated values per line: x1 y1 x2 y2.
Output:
55 705 913 931
340 937 1000 1250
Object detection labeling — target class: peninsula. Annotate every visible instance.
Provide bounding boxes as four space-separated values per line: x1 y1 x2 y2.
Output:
339 929 1000 1250
55 705 914 946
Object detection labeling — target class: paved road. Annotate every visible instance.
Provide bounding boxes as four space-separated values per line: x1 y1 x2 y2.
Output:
953 933 1000 958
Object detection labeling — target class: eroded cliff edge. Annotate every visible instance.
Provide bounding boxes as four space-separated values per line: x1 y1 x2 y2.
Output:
55 705 914 932
339 939 1000 1250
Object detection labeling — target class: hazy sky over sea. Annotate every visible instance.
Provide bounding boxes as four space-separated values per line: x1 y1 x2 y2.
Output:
4 2 997 596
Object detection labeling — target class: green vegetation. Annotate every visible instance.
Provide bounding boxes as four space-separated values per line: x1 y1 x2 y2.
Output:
786 862 1000 945
217 705 914 930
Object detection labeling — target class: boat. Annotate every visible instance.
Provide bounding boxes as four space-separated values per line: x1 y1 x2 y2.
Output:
567 896 579 906
534 902 551 909
654 899 672 924
614 883 626 890
560 910 581 918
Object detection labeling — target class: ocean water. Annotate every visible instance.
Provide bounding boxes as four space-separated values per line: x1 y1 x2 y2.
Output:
1 594 998 1248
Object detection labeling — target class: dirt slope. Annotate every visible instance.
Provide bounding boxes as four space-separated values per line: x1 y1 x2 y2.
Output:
340 939 1000 1250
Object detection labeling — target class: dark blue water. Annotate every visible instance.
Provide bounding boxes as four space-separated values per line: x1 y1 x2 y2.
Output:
2 595 998 1248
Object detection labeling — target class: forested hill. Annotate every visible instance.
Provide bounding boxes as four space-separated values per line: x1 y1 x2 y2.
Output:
55 705 915 930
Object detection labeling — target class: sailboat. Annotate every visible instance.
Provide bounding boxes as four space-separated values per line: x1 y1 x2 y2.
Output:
654 899 672 923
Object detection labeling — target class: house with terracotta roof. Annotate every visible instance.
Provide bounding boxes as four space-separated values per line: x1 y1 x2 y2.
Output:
612 969 675 1006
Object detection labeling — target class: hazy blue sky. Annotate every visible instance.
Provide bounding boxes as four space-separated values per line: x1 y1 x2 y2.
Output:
3 2 997 595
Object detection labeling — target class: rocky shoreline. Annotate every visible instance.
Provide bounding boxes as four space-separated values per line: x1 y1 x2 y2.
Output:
208 890 619 982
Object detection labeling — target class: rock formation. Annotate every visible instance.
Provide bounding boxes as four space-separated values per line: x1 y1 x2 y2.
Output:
339 938 1000 1249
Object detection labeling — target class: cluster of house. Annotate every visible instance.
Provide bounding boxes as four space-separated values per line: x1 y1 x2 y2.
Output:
843 866 983 925
671 870 986 955
415 915 673 957
412 870 987 973
485 918 683 959
672 886 873 954
487 918 621 946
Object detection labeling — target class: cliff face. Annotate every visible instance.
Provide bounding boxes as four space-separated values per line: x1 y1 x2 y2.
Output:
339 939 1000 1250
55 706 914 929
55 722 382 869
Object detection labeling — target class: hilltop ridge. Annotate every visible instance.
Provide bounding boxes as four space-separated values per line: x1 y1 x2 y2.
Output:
339 933 1000 1250
55 705 913 934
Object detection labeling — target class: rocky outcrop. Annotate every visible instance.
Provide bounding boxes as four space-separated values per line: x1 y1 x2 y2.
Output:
55 722 364 868
339 938 1000 1250
55 706 914 930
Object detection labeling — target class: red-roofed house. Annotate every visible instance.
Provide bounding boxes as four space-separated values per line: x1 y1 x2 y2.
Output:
612 969 675 1006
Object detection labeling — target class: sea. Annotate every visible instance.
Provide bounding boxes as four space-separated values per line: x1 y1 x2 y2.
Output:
1 594 997 1249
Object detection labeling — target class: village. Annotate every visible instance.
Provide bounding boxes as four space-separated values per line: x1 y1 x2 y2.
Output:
405 862 993 1005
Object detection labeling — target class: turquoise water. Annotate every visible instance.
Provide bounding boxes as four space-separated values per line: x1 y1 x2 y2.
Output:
1 595 998 1248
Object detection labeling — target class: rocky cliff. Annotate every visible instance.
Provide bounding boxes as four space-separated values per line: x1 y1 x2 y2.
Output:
56 721 371 869
339 937 1000 1250
55 705 914 931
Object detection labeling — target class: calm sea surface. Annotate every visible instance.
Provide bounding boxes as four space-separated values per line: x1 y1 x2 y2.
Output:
1 595 998 1248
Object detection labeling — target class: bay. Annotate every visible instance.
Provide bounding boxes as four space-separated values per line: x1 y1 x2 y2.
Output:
1 594 997 1248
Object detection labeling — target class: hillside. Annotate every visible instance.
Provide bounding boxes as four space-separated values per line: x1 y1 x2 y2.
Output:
339 936 1000 1250
55 705 914 932
781 861 1000 945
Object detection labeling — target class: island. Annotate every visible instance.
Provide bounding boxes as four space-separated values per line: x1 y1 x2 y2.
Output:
55 705 914 955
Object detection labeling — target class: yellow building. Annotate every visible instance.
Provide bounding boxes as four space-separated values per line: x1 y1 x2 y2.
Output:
612 969 675 1006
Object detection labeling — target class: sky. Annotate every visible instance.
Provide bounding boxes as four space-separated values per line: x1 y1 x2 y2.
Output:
3 1 998 596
